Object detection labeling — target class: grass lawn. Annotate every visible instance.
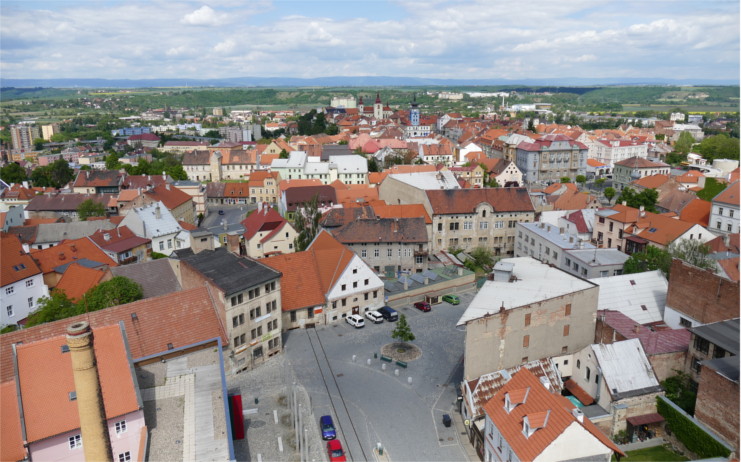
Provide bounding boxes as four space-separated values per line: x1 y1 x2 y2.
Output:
612 445 689 461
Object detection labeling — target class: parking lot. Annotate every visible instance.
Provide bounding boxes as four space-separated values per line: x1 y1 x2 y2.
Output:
228 290 476 462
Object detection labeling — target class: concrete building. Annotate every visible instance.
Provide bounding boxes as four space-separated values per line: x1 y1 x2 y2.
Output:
565 339 664 437
482 368 624 462
9 124 38 151
175 247 283 372
241 203 298 259
584 138 648 167
613 157 670 191
515 134 588 184
710 181 739 235
457 258 599 381
685 318 738 385
515 221 594 269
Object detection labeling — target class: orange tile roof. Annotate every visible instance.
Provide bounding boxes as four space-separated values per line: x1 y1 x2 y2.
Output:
1 381 25 461
278 179 323 191
145 184 191 208
117 189 142 202
372 203 432 224
551 190 601 211
713 181 739 205
632 174 670 189
248 170 279 187
54 263 108 301
0 286 227 384
586 158 607 167
633 213 696 246
426 188 535 215
15 324 140 443
262 230 354 311
483 369 623 461
368 172 388 185
260 153 280 166
383 164 437 174
336 186 379 205
679 199 711 227
30 237 117 274
1 233 42 286
223 182 250 198
544 182 578 195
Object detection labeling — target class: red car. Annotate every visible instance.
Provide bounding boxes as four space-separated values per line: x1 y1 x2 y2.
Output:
327 439 347 462
414 301 431 312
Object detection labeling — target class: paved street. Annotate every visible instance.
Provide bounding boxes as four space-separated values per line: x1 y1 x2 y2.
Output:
229 290 476 462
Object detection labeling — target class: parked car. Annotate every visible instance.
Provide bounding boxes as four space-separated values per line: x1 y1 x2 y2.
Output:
327 439 347 462
365 310 384 324
320 415 336 440
346 314 365 328
377 305 398 322
442 294 460 305
414 301 431 312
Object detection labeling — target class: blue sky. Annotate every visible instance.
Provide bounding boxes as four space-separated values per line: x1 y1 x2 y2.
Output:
1 0 739 82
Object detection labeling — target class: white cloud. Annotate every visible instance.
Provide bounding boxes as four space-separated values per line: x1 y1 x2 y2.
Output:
181 6 227 26
213 39 236 54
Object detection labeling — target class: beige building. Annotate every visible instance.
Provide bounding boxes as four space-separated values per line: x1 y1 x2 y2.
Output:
241 204 298 259
458 258 599 381
248 170 281 205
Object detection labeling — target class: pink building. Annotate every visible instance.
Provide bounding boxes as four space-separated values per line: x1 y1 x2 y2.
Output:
4 324 145 461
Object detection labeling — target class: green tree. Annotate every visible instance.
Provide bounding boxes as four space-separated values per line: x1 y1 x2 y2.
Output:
33 138 46 150
0 162 28 184
293 194 322 251
367 156 379 173
105 152 122 170
616 187 659 213
80 277 143 312
661 371 696 414
595 178 606 189
77 199 106 220
674 131 695 155
469 247 495 271
560 177 571 183
604 187 616 203
26 292 78 327
575 175 587 189
391 314 415 343
48 159 74 188
668 239 715 272
695 134 740 161
279 149 289 159
623 246 672 276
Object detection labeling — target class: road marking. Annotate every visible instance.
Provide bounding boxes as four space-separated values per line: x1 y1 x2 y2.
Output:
273 409 278 424
277 436 283 453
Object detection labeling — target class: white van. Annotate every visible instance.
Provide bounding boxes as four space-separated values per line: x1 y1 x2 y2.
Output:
346 314 365 328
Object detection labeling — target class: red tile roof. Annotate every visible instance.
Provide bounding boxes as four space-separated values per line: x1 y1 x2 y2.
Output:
713 181 739 205
599 310 691 354
483 369 624 461
1 381 25 461
145 183 192 209
614 157 669 168
426 188 534 215
1 233 42 286
15 324 140 443
55 263 109 301
372 203 432 224
0 286 227 384
679 198 711 227
30 237 117 274
88 226 151 253
632 174 670 189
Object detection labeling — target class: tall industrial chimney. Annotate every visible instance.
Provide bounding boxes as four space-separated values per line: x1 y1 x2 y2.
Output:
66 321 114 462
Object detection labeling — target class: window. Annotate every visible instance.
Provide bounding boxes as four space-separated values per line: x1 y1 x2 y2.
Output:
341 284 346 291
352 268 358 274
713 346 726 359
374 249 380 257
118 452 131 462
691 356 702 373
364 279 369 286
232 314 245 327
561 346 568 354
719 207 724 215
679 317 692 328
524 313 531 326
253 346 263 358
416 256 423 264
361 250 367 258
167 239 173 249
115 420 127 434
449 222 459 231
387 248 393 257
290 311 297 322
437 223 443 232
731 210 735 218
717 221 722 229
69 434 82 449
26 279 34 287
694 336 709 355
5 286 13 295
364 293 369 301
6 305 13 317
234 334 246 347
576 359 581 369
523 335 529 348
463 221 473 230
563 324 570 336
480 221 488 229
728 224 733 232
231 294 243 306
586 367 591 380
307 307 314 318
609 222 614 232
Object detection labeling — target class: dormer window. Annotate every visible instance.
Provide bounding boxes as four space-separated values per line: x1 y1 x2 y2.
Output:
503 387 530 414
523 411 550 438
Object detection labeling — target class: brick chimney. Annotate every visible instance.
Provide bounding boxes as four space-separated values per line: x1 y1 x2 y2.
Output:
66 322 114 462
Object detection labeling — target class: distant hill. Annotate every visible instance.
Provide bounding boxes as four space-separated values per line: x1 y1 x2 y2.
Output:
1 76 738 89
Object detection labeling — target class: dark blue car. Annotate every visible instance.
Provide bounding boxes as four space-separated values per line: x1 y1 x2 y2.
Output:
320 415 336 440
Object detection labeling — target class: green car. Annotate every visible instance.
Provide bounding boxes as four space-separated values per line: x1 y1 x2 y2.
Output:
442 294 460 305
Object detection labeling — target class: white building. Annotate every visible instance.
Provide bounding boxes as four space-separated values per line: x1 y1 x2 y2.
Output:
270 151 368 185
119 201 191 256
710 181 739 235
1 234 49 328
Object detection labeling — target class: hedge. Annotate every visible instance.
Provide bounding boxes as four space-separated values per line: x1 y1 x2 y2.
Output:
656 397 731 459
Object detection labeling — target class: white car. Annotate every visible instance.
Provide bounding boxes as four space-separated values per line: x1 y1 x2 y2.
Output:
346 314 365 328
365 310 384 324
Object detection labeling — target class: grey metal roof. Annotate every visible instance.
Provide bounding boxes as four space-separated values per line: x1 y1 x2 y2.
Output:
110 259 182 299
53 258 107 273
701 355 740 382
690 318 740 355
34 221 116 244
177 247 281 296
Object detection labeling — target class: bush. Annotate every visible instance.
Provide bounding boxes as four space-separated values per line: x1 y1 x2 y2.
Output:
656 397 731 459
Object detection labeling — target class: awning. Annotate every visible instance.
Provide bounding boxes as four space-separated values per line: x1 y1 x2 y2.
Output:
627 413 664 426
564 379 595 406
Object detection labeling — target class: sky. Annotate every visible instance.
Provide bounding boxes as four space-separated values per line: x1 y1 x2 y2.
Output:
1 0 739 82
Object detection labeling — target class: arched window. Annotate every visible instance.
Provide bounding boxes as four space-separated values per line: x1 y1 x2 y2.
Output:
576 360 581 369
586 367 591 381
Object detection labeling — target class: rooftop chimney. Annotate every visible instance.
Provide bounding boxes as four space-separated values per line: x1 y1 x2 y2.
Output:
66 322 114 462
155 206 161 219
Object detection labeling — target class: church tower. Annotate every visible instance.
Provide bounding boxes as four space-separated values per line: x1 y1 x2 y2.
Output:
409 93 420 127
358 95 364 114
373 93 383 120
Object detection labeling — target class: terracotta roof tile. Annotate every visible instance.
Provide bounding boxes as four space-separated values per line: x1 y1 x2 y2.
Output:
0 286 227 384
713 181 739 205
72 170 124 188
426 188 534 215
54 263 108 301
30 237 117 274
88 226 151 253
483 369 624 461
678 198 711 227
0 381 25 461
1 233 42 286
372 203 432 224
599 310 691 354
145 184 192 209
632 174 670 189
278 179 323 191
15 324 140 443
614 157 669 168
